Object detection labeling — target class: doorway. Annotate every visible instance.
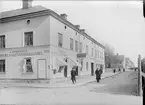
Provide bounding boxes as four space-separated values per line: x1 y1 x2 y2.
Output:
38 59 46 79
76 66 78 76
64 66 67 77
91 63 94 76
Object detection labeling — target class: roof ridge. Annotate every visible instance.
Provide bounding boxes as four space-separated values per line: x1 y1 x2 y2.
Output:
0 5 47 13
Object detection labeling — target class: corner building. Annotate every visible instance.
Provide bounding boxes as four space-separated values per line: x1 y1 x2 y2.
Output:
0 4 105 81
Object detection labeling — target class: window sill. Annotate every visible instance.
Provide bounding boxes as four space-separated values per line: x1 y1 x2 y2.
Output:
21 72 34 75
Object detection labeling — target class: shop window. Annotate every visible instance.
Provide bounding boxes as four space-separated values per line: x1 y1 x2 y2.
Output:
58 33 63 47
0 35 5 48
0 60 5 73
24 32 33 46
25 58 33 72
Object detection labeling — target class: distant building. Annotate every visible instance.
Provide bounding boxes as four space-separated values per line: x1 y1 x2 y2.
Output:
125 57 135 69
0 0 105 80
110 54 126 69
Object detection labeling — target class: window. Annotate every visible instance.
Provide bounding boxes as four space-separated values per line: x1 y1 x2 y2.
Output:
80 61 83 71
25 58 33 72
58 33 63 47
75 40 78 52
86 45 88 54
79 42 82 53
24 32 33 46
86 62 88 71
0 35 5 48
0 60 5 73
70 38 73 50
64 26 67 30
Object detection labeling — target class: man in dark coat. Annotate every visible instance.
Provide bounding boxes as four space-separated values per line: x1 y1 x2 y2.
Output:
113 69 116 73
95 68 100 83
118 68 121 72
71 67 76 84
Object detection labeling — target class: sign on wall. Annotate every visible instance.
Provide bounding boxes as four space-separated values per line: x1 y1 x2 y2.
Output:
0 52 43 57
77 53 86 58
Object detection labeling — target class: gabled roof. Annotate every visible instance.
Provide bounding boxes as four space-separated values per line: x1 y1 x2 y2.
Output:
0 5 105 49
0 5 48 19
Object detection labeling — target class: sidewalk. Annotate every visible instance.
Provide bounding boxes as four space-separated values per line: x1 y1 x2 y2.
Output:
0 72 121 88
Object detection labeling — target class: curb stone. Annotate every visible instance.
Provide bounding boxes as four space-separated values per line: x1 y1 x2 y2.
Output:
0 72 125 88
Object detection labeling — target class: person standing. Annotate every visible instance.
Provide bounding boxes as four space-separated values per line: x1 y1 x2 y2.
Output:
71 67 76 84
113 69 116 73
123 68 125 72
95 68 100 83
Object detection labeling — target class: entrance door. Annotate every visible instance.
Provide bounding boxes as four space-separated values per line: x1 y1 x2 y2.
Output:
76 66 78 76
38 59 46 79
91 63 94 76
64 66 67 77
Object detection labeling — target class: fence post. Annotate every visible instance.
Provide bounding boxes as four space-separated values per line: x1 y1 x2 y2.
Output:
138 55 142 96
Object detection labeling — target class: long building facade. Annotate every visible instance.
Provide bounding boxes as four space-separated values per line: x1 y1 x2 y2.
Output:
0 1 105 80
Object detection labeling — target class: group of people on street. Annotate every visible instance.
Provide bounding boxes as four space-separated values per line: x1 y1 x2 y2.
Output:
70 66 103 84
113 68 125 73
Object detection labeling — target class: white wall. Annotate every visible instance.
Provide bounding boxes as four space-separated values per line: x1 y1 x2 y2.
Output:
0 46 50 79
0 15 50 48
49 15 105 76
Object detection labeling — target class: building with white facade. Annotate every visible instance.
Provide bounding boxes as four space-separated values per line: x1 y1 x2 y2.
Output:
0 0 105 81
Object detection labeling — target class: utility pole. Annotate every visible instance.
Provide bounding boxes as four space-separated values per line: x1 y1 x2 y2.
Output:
138 55 142 96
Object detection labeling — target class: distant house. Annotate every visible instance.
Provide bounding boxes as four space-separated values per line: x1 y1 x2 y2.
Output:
110 54 125 69
125 57 135 69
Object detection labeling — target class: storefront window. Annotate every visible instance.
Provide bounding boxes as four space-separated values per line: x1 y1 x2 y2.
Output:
25 58 33 72
0 60 5 73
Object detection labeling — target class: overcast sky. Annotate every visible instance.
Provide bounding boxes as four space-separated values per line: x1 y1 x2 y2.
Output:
0 0 144 66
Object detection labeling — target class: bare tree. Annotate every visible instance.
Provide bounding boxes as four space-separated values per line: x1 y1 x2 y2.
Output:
104 43 115 68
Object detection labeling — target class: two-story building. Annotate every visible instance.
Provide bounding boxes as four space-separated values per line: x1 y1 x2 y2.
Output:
0 0 105 81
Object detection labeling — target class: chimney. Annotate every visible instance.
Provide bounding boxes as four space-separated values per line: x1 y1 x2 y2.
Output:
75 25 80 29
22 0 32 9
60 13 67 19
80 29 85 33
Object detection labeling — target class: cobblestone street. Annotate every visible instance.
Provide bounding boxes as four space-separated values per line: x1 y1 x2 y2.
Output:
85 71 138 96
0 71 142 105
